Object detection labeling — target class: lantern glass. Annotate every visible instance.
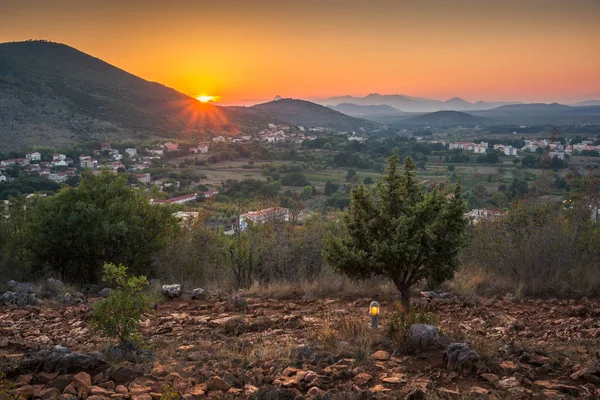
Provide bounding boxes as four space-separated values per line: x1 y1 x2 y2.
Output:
369 301 379 316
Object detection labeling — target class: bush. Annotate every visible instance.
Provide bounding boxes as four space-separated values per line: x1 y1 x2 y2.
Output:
387 303 435 348
90 263 151 345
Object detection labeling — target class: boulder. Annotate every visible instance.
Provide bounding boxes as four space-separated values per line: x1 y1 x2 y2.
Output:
7 280 36 294
63 293 72 306
45 278 64 293
408 324 443 351
8 345 107 377
98 288 112 298
110 366 142 385
191 288 205 300
162 284 182 299
444 342 480 371
0 291 17 305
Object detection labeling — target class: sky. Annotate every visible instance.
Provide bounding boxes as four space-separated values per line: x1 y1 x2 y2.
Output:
1 0 599 105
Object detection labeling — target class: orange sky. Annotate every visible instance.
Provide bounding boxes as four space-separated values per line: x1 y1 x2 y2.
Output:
1 0 599 105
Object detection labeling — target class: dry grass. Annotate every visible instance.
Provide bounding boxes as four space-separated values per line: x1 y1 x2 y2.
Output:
245 272 398 301
311 313 376 361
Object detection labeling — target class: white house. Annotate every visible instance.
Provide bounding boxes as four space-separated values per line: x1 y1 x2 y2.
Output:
239 207 289 231
113 153 123 161
135 173 151 184
146 148 164 156
125 148 137 157
81 158 97 168
26 152 41 161
212 136 226 143
48 172 68 183
0 175 6 183
503 146 518 156
151 193 198 205
52 154 66 161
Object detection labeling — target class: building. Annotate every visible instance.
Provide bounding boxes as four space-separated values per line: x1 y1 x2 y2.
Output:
503 146 518 156
212 136 226 143
0 175 6 183
136 173 151 184
189 143 210 154
239 207 289 231
202 189 219 198
48 172 68 183
107 162 125 171
26 152 41 161
81 158 97 168
125 148 137 157
151 193 198 205
113 153 123 161
101 142 111 151
164 141 179 151
146 148 164 156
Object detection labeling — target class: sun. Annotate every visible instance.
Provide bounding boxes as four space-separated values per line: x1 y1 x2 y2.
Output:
196 95 217 103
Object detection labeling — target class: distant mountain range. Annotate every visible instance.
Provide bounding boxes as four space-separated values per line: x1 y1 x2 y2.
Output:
396 111 491 127
316 93 522 113
0 41 374 150
327 103 406 118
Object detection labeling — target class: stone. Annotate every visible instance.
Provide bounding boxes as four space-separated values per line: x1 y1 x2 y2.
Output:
370 350 390 361
72 371 92 398
110 367 143 385
382 376 405 384
207 376 230 391
191 288 205 300
408 324 443 351
498 377 520 389
480 373 499 384
444 342 480 371
63 293 72 306
404 388 427 400
45 278 64 293
0 291 17 305
10 346 107 376
353 373 372 385
499 360 518 374
162 284 182 298
99 288 112 298
532 380 579 396
37 387 61 400
307 386 327 398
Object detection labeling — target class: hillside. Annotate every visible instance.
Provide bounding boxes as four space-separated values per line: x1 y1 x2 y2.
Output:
470 103 600 125
0 41 270 150
250 98 377 131
328 103 406 117
392 110 491 127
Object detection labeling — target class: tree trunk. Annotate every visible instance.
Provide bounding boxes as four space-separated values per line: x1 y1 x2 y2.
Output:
394 280 411 313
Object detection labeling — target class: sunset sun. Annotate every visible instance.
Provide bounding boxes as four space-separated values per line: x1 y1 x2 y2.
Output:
196 95 217 103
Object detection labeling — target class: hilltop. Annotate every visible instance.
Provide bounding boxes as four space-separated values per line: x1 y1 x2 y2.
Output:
392 110 491 127
328 103 406 117
249 98 377 131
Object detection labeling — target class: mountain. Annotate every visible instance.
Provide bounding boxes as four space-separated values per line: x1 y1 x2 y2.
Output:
0 40 278 150
572 100 600 107
395 111 491 127
328 103 406 117
316 93 521 112
470 103 600 125
249 98 377 131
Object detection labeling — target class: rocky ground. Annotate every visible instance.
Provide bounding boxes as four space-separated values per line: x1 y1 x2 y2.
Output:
1 290 600 399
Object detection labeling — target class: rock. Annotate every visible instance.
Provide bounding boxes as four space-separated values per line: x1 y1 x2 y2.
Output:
45 278 64 293
7 280 35 294
532 380 579 396
191 288 205 300
498 377 520 389
207 376 230 391
480 373 499 384
444 342 480 371
106 343 155 363
63 293 72 306
408 324 443 351
498 360 518 374
110 367 143 385
9 346 107 376
353 373 372 385
370 350 390 361
307 386 327 398
382 376 405 384
47 374 74 391
162 284 182 299
37 387 61 400
72 372 92 398
98 288 112 298
0 291 17 304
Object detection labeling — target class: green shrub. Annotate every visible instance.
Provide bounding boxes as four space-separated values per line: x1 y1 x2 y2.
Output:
0 371 22 400
90 263 151 345
387 302 435 347
159 384 180 400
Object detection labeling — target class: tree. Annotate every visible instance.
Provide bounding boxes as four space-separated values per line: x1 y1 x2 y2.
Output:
324 150 468 311
90 263 151 345
324 181 339 196
26 171 179 283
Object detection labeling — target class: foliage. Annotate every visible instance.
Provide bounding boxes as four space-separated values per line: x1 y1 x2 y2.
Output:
387 303 435 347
0 371 22 400
281 172 310 187
90 263 151 345
324 149 469 310
159 384 181 400
26 171 179 282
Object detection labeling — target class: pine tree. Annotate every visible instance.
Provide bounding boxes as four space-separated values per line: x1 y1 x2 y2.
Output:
324 149 469 311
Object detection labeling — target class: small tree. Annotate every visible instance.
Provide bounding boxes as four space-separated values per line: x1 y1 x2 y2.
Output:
324 150 468 311
90 263 151 345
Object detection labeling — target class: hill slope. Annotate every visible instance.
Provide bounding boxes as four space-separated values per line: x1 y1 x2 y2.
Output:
0 41 270 150
470 103 600 125
396 111 491 127
249 98 377 131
